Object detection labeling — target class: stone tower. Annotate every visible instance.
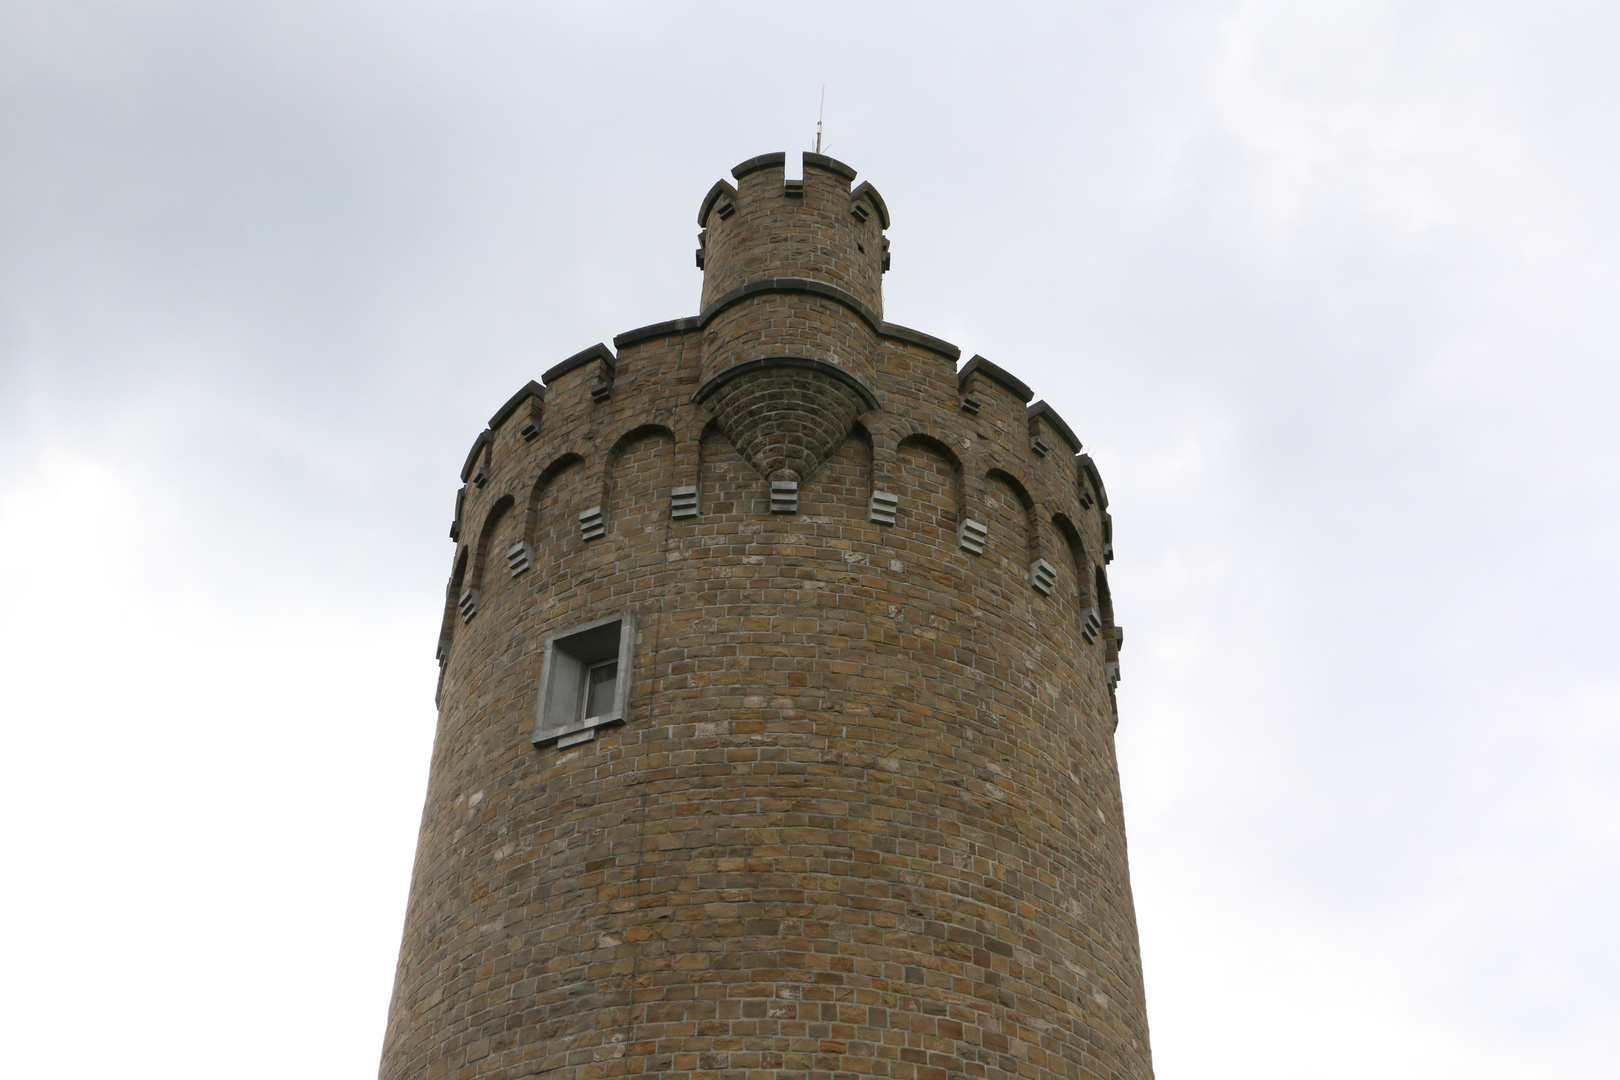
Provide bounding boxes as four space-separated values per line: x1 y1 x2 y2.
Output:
381 152 1148 1080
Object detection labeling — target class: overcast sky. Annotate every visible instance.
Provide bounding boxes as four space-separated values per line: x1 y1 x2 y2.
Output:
2 2 1616 1077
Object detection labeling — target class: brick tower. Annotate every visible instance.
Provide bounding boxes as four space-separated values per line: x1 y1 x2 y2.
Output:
381 152 1149 1080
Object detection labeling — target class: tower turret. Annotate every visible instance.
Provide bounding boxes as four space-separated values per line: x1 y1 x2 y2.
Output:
697 151 888 311
694 152 890 491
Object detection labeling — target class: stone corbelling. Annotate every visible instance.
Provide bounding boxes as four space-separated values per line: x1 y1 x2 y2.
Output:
691 355 879 411
704 364 870 484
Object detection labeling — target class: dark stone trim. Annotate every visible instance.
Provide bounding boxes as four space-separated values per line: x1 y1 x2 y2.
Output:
614 318 701 350
880 322 960 360
489 380 544 431
543 342 616 386
1028 400 1083 455
450 485 465 541
460 430 491 483
1078 453 1109 511
692 355 879 412
731 152 785 180
803 152 858 182
958 354 1033 403
698 179 738 226
700 277 882 333
850 181 891 229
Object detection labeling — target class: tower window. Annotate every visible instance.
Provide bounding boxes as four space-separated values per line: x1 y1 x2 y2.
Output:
582 660 618 722
531 611 636 748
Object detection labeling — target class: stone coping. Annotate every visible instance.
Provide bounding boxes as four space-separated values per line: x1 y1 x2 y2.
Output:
1029 400 1083 454
488 380 543 431
958 354 1033 403
542 343 615 386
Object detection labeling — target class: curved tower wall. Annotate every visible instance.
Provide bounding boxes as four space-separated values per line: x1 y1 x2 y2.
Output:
383 152 1149 1080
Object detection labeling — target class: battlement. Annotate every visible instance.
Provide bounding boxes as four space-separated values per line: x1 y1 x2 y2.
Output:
441 153 1117 689
697 151 889 314
443 145 1118 701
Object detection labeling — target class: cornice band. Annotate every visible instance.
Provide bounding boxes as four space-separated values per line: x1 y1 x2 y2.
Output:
699 277 884 335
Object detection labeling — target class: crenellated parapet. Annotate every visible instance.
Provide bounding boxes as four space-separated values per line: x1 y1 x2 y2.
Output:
438 155 1122 722
696 151 887 310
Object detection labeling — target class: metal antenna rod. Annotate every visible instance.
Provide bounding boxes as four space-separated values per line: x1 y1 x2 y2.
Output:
815 85 825 154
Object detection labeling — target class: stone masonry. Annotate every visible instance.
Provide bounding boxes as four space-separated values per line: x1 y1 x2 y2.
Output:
381 151 1149 1080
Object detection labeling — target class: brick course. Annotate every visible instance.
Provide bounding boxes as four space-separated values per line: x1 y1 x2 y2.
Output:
384 152 1150 1080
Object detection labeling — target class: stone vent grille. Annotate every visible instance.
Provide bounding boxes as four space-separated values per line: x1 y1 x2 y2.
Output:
958 518 988 555
670 486 699 519
507 541 533 576
769 481 799 514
